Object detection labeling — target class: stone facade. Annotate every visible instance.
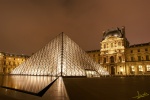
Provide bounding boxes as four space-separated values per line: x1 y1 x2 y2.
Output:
87 26 150 75
86 50 100 64
125 43 150 75
0 52 29 74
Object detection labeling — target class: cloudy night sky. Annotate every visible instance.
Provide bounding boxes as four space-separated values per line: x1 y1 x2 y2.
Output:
0 0 150 55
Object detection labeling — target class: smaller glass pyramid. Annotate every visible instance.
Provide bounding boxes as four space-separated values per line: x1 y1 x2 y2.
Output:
11 33 109 76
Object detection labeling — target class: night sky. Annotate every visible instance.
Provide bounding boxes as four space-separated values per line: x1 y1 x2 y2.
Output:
1 0 150 55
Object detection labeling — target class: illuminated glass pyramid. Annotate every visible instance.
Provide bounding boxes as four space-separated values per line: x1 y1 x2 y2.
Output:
11 33 109 76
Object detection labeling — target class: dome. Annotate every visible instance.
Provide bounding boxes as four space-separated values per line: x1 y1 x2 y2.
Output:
103 28 123 40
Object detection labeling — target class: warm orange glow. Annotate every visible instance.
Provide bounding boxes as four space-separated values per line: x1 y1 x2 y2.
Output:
11 33 109 76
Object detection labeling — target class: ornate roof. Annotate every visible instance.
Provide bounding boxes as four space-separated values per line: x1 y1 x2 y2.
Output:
102 27 124 40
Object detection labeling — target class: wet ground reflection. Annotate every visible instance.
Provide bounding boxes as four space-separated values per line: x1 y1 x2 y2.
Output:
0 75 57 94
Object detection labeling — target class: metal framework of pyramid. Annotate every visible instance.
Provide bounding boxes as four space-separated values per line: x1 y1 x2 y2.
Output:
11 33 109 76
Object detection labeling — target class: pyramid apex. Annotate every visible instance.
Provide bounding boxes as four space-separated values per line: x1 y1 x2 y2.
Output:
59 32 64 36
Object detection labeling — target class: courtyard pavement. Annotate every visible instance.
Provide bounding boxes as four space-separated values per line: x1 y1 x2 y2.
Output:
0 76 69 100
0 76 150 100
63 76 150 100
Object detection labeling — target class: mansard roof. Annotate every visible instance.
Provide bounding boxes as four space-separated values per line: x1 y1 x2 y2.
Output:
0 51 29 57
129 42 150 48
86 50 100 53
102 27 124 40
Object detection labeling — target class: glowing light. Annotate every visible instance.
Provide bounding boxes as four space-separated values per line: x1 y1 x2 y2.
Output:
139 65 143 71
11 33 109 76
114 34 118 37
120 68 123 72
131 66 135 71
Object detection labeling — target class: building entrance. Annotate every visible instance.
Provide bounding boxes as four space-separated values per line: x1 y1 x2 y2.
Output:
111 66 115 75
85 70 99 77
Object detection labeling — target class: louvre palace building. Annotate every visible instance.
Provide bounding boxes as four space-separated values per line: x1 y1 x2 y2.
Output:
1 27 150 76
87 26 150 75
0 52 29 74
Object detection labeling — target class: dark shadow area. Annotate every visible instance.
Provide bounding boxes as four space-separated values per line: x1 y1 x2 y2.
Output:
37 77 58 96
62 76 86 78
63 77 150 100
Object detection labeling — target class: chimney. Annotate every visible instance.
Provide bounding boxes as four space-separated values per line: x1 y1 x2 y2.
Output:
121 26 125 37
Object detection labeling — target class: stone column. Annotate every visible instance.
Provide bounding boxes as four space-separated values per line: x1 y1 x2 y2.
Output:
122 55 125 62
126 64 129 75
100 57 103 64
136 66 139 75
106 56 109 63
143 65 146 73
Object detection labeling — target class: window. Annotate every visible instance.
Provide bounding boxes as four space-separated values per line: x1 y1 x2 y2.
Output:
131 66 135 71
110 56 114 63
138 49 140 52
145 48 148 51
93 54 95 57
104 51 108 54
141 57 143 60
146 65 150 71
131 50 133 53
138 56 141 61
103 58 106 63
98 60 100 64
13 62 15 65
111 43 113 47
104 44 106 48
131 57 134 61
138 65 143 71
119 56 122 62
4 61 6 65
120 66 123 72
9 62 11 65
118 42 121 46
146 55 149 61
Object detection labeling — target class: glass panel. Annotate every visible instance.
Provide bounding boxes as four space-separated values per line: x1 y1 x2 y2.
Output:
11 33 109 76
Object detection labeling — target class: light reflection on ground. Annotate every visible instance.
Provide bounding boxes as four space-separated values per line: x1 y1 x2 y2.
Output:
0 75 57 93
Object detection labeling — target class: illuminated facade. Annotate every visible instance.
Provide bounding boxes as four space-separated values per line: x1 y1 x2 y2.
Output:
100 27 129 75
87 27 150 75
0 52 29 74
11 33 109 76
125 43 150 75
86 50 100 64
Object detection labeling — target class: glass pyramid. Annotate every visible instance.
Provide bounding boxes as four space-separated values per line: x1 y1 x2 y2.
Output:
11 33 109 76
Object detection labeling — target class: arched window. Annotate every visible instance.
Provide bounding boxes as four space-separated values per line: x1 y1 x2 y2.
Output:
146 65 150 71
119 56 122 62
111 43 113 47
104 44 106 48
118 42 121 46
131 66 135 71
110 56 114 63
103 57 106 63
138 65 143 72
